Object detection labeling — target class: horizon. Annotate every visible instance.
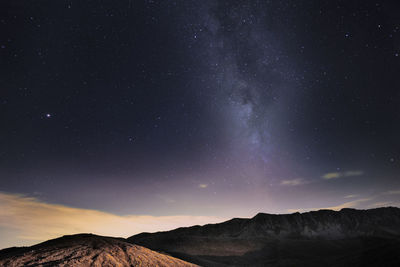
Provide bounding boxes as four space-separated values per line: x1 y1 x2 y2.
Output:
1 203 397 250
1 0 399 249
0 192 397 249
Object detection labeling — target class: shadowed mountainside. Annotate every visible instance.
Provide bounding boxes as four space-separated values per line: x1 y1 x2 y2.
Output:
1 208 400 267
0 234 198 267
128 207 400 266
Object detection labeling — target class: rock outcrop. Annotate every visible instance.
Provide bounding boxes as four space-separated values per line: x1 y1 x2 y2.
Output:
0 234 198 267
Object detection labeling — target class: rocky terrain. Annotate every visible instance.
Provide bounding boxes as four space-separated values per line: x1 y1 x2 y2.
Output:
0 234 198 267
2 207 400 266
128 207 400 266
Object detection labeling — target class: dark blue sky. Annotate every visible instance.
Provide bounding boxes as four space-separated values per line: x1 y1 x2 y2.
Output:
1 0 400 222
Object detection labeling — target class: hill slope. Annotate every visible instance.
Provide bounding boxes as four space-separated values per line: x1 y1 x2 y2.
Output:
2 208 400 266
0 234 198 267
128 207 400 266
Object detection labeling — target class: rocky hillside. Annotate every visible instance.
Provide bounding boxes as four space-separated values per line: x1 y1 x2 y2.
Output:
0 234 198 267
128 207 400 266
2 208 400 266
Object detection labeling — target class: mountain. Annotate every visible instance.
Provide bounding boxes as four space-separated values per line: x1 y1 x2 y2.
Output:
1 208 400 267
128 207 400 266
0 234 198 267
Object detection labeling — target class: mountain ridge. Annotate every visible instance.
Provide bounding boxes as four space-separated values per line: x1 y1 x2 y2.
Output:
131 207 400 240
128 207 400 266
1 207 400 266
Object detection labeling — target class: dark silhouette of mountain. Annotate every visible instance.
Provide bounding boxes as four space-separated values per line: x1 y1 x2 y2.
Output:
128 207 400 266
2 208 400 266
0 233 198 267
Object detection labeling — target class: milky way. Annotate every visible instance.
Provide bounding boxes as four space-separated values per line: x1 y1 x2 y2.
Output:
1 0 400 247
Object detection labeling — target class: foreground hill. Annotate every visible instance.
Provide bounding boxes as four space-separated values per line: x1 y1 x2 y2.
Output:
0 234 198 267
128 207 400 266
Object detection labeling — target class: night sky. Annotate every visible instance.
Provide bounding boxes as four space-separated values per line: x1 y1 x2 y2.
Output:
1 0 400 247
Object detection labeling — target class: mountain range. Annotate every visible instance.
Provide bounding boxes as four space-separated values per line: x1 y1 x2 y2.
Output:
1 207 400 266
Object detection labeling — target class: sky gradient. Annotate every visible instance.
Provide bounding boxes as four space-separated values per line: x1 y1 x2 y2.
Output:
1 0 400 248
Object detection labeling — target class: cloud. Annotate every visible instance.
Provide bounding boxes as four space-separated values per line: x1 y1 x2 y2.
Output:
321 170 363 180
324 198 372 210
155 194 176 204
287 198 372 213
383 190 400 195
321 172 341 179
344 170 363 176
198 184 208 188
288 188 400 214
0 192 225 249
280 178 308 186
344 194 359 198
368 202 393 208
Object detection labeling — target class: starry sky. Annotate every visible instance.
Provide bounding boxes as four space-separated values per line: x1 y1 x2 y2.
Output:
1 0 400 247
